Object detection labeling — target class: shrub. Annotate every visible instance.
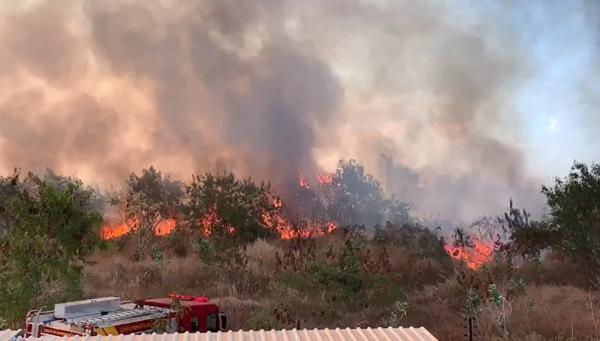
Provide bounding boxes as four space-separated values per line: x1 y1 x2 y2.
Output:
245 310 279 330
542 162 600 281
192 238 216 263
383 301 409 327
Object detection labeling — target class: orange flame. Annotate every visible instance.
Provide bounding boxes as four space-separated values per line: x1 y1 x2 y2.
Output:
198 207 236 237
299 174 310 189
102 173 338 241
101 218 177 240
101 222 131 240
155 219 177 236
316 173 333 185
444 238 493 270
262 207 338 240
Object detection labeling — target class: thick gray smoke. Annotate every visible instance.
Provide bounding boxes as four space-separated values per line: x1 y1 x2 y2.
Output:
0 0 596 222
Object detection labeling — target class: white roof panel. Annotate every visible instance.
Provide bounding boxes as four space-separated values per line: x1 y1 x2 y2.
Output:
4 328 437 341
0 330 21 341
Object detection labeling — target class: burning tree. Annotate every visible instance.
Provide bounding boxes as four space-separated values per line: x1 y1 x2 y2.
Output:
184 173 280 241
109 167 184 260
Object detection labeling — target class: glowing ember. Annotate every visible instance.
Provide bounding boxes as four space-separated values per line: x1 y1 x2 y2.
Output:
299 174 310 189
101 222 131 240
101 218 176 240
262 207 338 240
198 207 236 237
200 208 220 237
316 173 333 185
155 219 177 236
444 238 494 270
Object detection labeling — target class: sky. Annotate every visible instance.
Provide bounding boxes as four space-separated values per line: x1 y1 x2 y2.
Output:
509 1 598 179
0 0 597 222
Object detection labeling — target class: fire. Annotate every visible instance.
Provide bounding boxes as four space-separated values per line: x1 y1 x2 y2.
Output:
316 173 333 185
155 219 177 236
276 221 339 240
101 218 176 240
444 238 494 270
262 208 338 240
101 222 131 240
199 207 236 237
299 174 310 189
101 178 338 241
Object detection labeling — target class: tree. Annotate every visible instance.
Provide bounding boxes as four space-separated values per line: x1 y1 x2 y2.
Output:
185 173 279 241
0 171 102 327
542 161 600 279
321 159 410 227
497 199 557 262
111 167 184 260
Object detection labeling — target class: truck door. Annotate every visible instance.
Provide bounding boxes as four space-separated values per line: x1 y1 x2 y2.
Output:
190 317 199 333
206 314 218 332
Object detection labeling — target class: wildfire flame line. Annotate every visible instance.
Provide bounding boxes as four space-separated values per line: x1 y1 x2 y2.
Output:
443 238 493 270
101 196 337 241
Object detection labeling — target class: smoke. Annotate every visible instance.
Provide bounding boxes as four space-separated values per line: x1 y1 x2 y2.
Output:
0 0 341 184
0 0 596 222
580 0 600 145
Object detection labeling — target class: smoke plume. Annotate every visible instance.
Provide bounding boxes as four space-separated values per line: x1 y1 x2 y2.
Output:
0 0 596 221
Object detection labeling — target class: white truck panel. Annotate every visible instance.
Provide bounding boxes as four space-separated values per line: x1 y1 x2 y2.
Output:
54 297 121 319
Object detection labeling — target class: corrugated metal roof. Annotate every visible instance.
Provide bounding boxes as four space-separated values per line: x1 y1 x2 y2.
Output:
1 328 437 341
0 330 21 341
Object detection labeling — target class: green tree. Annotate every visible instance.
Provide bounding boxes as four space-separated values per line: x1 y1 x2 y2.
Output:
185 173 279 241
496 199 557 263
0 171 102 327
321 159 410 227
542 161 600 279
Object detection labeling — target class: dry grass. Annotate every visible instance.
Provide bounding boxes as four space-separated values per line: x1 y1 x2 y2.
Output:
82 248 210 299
80 237 600 340
406 278 600 340
505 285 600 339
212 297 266 330
244 239 281 277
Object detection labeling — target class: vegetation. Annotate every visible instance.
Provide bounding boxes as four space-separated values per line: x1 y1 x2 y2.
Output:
184 173 279 241
0 171 102 327
543 162 600 281
1 160 600 339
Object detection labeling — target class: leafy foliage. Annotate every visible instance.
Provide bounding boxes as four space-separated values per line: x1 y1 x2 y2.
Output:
0 172 102 327
185 173 279 241
498 199 557 262
111 167 184 260
542 162 600 279
322 160 411 227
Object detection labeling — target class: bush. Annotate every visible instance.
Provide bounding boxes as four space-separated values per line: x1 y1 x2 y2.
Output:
169 229 190 258
542 162 600 281
0 172 102 327
192 238 216 263
245 310 279 330
307 261 365 303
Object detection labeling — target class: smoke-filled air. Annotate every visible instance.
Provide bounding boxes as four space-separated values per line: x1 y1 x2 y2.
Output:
1 1 600 339
1 0 597 222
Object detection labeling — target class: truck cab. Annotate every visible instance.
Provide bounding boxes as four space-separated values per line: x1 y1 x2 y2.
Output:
139 294 227 333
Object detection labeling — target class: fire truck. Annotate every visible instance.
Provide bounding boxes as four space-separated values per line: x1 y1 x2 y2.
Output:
24 294 227 337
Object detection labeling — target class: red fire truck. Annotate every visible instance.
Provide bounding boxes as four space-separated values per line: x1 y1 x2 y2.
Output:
24 294 227 337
